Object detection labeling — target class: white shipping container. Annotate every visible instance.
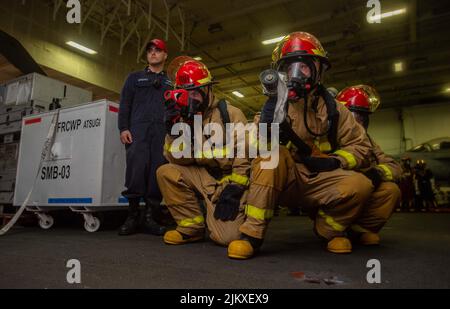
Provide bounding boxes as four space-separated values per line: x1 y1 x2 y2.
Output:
1 73 92 109
14 100 127 230
0 104 46 135
0 121 22 135
0 107 34 123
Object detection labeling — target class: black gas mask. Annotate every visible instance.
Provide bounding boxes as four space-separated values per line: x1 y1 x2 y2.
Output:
279 57 332 139
188 86 210 115
279 57 319 100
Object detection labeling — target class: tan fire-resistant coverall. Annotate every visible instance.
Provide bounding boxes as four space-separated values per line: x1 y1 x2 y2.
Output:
240 94 374 240
350 136 402 234
156 99 251 246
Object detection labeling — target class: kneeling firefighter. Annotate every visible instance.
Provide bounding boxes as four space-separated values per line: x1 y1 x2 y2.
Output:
156 56 251 246
337 85 402 245
228 32 374 259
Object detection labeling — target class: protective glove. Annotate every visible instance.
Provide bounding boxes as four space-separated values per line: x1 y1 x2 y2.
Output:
164 99 181 135
302 156 341 173
214 184 246 221
363 167 384 190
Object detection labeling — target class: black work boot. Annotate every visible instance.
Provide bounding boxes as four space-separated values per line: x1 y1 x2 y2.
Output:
152 202 176 226
118 198 140 236
142 199 166 236
242 234 264 251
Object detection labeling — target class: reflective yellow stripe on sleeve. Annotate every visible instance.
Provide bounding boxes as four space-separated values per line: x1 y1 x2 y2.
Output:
319 142 332 153
219 173 250 186
164 142 184 153
318 210 346 232
245 204 274 221
230 173 250 186
377 164 393 181
313 139 332 153
195 146 232 159
178 216 205 227
333 150 357 169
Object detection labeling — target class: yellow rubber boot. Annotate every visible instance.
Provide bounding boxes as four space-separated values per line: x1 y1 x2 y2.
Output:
327 237 352 254
359 232 380 245
228 240 254 259
163 230 203 245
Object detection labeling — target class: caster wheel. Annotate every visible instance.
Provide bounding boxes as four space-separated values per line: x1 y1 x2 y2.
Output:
84 217 100 233
38 215 54 230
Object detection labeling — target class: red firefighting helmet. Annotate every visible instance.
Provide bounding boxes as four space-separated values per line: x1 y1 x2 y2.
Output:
272 31 330 70
337 85 381 113
168 56 218 90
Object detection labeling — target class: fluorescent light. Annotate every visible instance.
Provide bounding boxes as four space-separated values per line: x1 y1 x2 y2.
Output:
232 91 244 98
262 36 285 45
368 8 407 22
394 62 403 72
445 88 450 93
66 41 97 55
193 56 202 61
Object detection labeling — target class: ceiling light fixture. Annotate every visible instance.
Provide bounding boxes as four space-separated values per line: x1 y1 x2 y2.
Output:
394 61 404 73
232 91 245 98
368 8 407 23
66 41 97 55
262 36 285 45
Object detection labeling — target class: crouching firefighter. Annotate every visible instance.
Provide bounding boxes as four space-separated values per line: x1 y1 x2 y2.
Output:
228 32 373 259
337 85 402 245
156 56 251 246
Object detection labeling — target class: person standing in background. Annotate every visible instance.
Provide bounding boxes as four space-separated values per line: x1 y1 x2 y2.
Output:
118 39 173 236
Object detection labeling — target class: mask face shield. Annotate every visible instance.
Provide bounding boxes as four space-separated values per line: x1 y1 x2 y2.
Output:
187 87 209 115
285 61 311 80
278 57 318 100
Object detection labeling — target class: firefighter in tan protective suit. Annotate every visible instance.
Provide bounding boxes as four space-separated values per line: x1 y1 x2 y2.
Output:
227 32 374 259
156 57 251 246
336 85 402 245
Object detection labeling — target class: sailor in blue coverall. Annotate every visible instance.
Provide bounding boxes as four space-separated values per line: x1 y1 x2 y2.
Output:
118 39 173 236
